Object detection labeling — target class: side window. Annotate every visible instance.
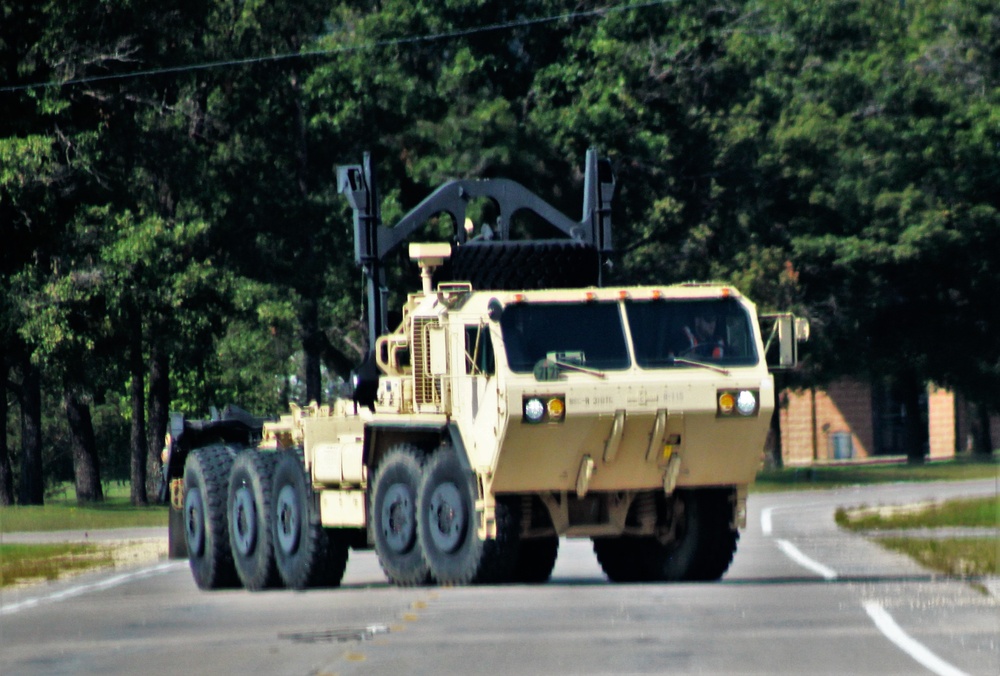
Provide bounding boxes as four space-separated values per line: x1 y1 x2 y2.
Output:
465 325 495 376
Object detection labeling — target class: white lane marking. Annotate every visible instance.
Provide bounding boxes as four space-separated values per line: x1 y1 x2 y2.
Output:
863 601 969 676
774 539 838 580
761 506 774 535
0 561 185 616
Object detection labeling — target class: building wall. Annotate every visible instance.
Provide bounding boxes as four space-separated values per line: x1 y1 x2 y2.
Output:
780 379 874 466
780 379 997 465
927 385 956 459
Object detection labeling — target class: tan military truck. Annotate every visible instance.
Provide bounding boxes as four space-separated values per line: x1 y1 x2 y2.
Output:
164 151 808 590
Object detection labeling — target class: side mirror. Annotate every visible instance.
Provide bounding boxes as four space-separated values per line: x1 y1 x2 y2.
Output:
762 313 809 370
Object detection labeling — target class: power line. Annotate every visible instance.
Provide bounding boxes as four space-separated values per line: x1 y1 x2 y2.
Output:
0 0 675 94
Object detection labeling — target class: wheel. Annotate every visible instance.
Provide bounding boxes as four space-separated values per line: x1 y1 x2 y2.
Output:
514 536 559 583
271 451 349 589
441 241 600 290
183 445 239 589
227 451 281 590
643 489 739 582
417 446 482 585
474 497 521 584
369 445 431 586
592 535 654 583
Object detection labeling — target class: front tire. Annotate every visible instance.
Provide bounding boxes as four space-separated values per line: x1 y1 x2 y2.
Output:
227 451 281 591
643 489 739 582
370 445 430 586
271 452 348 589
183 445 239 589
417 447 482 586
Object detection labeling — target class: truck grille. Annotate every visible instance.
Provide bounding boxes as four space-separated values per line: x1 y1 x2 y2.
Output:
412 317 442 409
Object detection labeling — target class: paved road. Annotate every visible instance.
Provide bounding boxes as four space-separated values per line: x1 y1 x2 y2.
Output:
1 479 997 675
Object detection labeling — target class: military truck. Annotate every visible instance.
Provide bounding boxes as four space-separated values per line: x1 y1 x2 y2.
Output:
164 151 808 590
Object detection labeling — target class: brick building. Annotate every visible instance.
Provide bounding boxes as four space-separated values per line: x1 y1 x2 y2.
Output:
778 379 1000 466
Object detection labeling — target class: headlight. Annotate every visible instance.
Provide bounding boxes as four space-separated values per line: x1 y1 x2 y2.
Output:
717 389 759 417
523 395 566 424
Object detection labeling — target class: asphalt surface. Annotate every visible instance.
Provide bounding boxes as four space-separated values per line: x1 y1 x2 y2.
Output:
1 478 997 676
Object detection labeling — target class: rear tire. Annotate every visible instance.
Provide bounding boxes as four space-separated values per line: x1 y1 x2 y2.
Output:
227 451 281 591
271 451 348 589
514 536 559 583
370 445 431 586
592 535 653 583
474 497 520 584
417 446 482 585
183 445 239 589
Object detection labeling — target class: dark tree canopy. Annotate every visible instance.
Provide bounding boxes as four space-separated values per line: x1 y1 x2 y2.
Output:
2 0 997 499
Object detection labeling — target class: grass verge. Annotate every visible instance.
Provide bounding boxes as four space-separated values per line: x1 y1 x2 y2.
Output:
877 538 998 578
836 495 999 585
0 482 168 533
755 456 998 492
0 501 168 533
835 496 999 530
0 542 115 587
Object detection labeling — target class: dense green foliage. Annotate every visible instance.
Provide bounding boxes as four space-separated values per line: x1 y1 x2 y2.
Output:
2 1 998 503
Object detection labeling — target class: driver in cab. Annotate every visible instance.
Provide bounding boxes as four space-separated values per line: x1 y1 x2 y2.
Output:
676 309 724 360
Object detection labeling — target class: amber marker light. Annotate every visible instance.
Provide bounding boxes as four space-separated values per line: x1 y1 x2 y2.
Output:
717 389 759 417
547 396 566 421
523 395 566 423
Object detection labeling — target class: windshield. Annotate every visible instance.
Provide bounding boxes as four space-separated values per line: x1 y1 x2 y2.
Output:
500 302 630 373
625 298 758 368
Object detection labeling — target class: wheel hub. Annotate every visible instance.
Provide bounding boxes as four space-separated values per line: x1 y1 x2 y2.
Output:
184 488 205 556
427 482 466 553
231 484 256 556
275 484 300 555
381 483 416 554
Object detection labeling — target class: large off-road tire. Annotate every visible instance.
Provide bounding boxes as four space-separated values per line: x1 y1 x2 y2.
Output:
442 241 600 290
592 535 654 583
474 497 521 584
271 452 349 589
369 445 431 586
369 444 430 587
514 536 559 583
227 451 281 591
183 445 239 590
643 489 738 582
417 446 482 586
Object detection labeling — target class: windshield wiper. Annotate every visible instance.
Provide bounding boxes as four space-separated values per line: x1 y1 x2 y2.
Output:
534 351 607 381
671 357 730 375
552 359 606 379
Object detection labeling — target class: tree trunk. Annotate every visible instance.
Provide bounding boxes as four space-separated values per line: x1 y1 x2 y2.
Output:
146 347 170 501
0 350 13 506
129 307 148 506
65 387 104 504
898 373 928 465
970 402 994 458
18 356 44 505
301 294 323 405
